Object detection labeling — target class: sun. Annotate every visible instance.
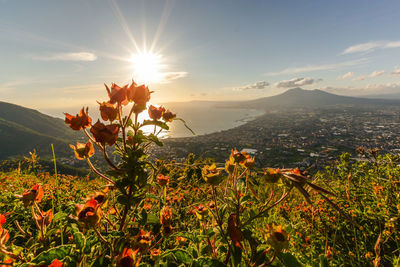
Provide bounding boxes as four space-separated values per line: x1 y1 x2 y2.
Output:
130 52 164 84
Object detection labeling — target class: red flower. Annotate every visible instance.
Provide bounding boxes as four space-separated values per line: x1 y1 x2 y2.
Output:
0 214 5 225
76 199 101 227
35 209 53 227
162 110 176 122
21 184 44 207
105 83 129 106
69 141 95 160
64 107 92 130
157 174 170 187
127 82 151 107
48 259 64 267
148 105 165 120
120 248 140 267
90 120 119 146
98 101 119 121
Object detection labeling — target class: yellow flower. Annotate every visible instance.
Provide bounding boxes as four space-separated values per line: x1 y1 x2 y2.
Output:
264 224 289 252
202 164 224 185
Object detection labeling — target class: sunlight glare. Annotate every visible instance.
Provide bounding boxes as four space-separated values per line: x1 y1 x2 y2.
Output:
130 52 164 84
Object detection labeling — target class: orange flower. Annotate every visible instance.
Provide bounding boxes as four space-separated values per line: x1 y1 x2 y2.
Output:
162 110 176 122
135 229 151 251
127 82 151 107
76 199 101 227
202 164 224 185
229 149 248 164
98 101 119 121
148 105 165 120
105 83 129 106
150 248 162 259
48 258 64 267
0 214 5 225
119 248 140 267
157 174 169 187
242 156 255 169
225 160 235 174
64 107 92 131
35 209 53 227
194 205 208 221
90 120 119 146
262 168 282 183
69 141 95 160
228 214 243 249
160 206 173 234
21 184 44 207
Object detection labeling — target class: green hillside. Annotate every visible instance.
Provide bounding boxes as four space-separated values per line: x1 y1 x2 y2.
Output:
0 101 84 160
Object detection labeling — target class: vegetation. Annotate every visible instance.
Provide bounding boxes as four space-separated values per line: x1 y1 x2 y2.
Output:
0 82 399 266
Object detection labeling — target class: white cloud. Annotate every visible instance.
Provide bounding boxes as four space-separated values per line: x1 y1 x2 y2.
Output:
265 58 366 76
274 77 318 88
162 72 188 82
342 40 400 54
323 82 400 96
342 42 382 54
353 75 367 81
370 70 385 78
338 71 354 79
235 81 269 91
29 52 97 61
392 69 400 76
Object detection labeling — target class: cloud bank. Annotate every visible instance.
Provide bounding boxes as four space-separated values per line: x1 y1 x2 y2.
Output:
236 81 270 91
29 52 97 61
274 77 318 88
342 40 400 54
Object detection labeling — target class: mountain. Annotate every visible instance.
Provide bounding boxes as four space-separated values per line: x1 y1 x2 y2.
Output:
217 88 400 110
0 101 84 160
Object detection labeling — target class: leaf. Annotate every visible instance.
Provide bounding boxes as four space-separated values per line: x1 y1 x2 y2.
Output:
162 249 193 264
196 257 227 267
176 118 196 136
72 229 86 250
92 255 112 267
31 245 74 264
277 252 303 267
142 120 169 130
52 212 67 222
319 255 329 267
146 213 159 224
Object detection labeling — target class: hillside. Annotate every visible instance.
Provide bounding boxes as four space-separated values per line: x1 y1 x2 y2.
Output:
217 88 400 110
0 101 84 160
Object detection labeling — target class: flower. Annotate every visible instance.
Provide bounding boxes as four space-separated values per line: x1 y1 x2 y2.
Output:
162 110 176 122
148 105 165 120
98 101 119 121
20 184 44 207
242 156 255 169
119 248 140 267
69 141 95 160
35 209 53 227
157 174 169 187
264 224 289 252
194 205 208 221
228 213 243 249
127 82 151 107
225 160 235 174
150 248 162 259
90 120 119 146
0 214 5 225
64 107 92 130
135 229 151 251
106 83 129 106
176 236 188 246
160 206 173 235
202 164 224 185
76 199 101 227
262 168 282 183
48 258 64 267
229 149 248 164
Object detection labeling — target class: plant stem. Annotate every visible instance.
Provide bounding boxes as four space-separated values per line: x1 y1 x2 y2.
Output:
86 158 115 185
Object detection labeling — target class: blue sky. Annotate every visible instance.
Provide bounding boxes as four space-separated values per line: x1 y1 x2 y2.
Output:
0 0 400 116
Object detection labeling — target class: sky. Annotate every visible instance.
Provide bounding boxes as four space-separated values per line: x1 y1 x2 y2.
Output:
0 0 400 116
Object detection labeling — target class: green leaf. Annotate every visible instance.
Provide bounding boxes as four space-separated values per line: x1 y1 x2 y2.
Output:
92 255 112 267
146 213 159 224
142 120 169 130
72 229 86 250
277 252 303 267
319 255 329 267
162 249 193 264
52 212 67 222
196 257 226 267
31 245 74 264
